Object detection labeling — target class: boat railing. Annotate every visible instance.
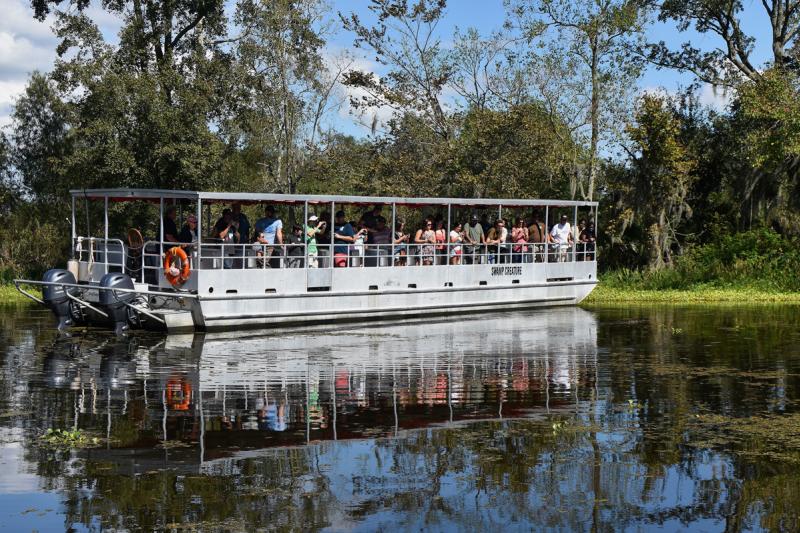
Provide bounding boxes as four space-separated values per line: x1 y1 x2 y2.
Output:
74 237 127 272
136 239 595 280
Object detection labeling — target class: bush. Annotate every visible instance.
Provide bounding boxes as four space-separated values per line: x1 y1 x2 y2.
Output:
0 203 70 282
602 228 800 292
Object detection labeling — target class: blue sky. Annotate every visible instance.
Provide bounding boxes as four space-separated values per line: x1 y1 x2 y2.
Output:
0 0 780 133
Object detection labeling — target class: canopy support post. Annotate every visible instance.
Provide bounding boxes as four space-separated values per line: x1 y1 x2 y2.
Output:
104 196 109 273
71 196 76 258
303 200 309 271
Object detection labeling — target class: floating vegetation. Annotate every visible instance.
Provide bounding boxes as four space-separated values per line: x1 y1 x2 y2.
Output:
688 412 800 465
156 440 192 449
38 428 100 449
0 410 33 418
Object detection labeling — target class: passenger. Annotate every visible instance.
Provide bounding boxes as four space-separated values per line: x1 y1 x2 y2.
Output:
352 222 368 265
286 224 305 268
254 205 283 268
528 211 546 262
317 210 332 266
305 215 326 268
511 217 529 263
449 222 463 265
479 214 492 235
213 208 240 269
162 206 180 244
361 205 383 230
463 213 485 264
580 220 596 261
333 210 356 267
178 214 198 248
232 203 251 244
369 216 392 263
576 218 587 260
485 219 508 264
414 218 436 266
434 218 447 264
393 220 410 266
550 213 573 262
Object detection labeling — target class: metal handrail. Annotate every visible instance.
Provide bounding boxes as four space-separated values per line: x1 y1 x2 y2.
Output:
73 237 126 268
134 238 596 273
13 279 198 299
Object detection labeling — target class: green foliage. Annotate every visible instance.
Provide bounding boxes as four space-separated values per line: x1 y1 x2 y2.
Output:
0 202 67 282
599 228 800 292
39 428 99 449
609 94 696 269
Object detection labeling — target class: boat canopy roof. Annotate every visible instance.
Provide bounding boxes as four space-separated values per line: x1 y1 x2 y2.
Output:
70 188 598 208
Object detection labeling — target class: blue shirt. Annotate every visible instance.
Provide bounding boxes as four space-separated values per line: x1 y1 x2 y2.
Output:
254 217 282 244
334 223 354 254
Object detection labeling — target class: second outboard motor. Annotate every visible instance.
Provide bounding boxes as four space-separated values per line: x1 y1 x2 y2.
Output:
42 269 80 331
99 273 136 335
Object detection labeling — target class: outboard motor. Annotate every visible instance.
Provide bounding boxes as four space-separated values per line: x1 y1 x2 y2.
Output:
99 273 136 335
42 269 81 331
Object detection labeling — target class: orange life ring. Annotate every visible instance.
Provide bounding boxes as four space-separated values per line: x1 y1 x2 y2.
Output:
166 378 192 411
163 246 191 286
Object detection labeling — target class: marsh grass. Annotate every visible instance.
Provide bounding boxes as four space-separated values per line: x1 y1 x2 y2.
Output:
0 284 39 306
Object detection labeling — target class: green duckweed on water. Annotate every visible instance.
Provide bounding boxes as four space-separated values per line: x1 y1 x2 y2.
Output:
38 428 101 449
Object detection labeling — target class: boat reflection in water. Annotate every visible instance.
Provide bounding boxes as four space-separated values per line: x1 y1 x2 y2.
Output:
39 307 597 470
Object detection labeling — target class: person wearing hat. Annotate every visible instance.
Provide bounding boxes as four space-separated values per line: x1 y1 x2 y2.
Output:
305 214 326 268
178 214 198 248
463 213 486 264
549 213 574 262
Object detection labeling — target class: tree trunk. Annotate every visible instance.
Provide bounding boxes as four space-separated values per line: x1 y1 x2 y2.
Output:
588 37 600 202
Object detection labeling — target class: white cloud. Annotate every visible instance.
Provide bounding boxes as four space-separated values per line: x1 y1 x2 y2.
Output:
0 79 28 128
323 47 396 136
698 83 732 110
640 83 732 111
0 1 58 128
0 0 124 129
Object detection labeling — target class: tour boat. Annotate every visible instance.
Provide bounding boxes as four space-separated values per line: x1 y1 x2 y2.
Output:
14 189 598 333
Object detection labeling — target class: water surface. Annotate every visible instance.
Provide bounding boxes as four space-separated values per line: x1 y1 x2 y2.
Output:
1 305 799 531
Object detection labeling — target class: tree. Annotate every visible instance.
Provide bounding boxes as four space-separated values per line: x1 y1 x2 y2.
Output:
507 0 648 201
20 1 231 193
649 0 800 86
232 0 348 195
451 103 578 199
8 72 72 203
734 68 800 232
618 94 697 269
340 0 455 141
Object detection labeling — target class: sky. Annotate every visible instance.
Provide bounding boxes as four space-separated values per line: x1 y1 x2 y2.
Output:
0 0 779 134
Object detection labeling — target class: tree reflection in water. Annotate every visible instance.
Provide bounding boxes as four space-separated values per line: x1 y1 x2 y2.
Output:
0 306 799 530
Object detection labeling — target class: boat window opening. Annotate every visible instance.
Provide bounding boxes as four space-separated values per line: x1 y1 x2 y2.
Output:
208 287 214 293
307 286 331 292
444 282 453 287
369 285 379 290
226 289 238 294
512 279 520 284
265 288 276 293
546 277 574 282
408 284 417 289
479 281 487 286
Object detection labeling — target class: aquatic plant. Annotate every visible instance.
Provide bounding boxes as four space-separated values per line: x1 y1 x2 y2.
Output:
39 428 99 449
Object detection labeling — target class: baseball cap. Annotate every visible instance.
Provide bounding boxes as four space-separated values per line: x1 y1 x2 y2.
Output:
308 215 319 222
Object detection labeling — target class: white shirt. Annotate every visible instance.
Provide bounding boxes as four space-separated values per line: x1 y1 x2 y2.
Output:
550 222 572 244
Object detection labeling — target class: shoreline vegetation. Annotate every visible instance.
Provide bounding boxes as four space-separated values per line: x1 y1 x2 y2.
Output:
583 284 800 305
